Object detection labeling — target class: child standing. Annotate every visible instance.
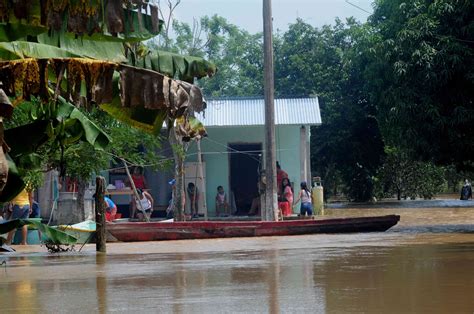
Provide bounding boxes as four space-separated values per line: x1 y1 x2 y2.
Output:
187 182 199 218
293 181 313 217
215 186 229 217
279 177 294 216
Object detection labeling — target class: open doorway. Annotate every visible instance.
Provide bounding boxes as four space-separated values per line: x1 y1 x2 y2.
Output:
229 143 262 215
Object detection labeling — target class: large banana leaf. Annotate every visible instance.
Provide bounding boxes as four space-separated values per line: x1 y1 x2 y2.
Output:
0 154 25 203
4 101 110 156
1 57 212 140
4 120 50 158
0 41 81 60
0 42 215 79
175 116 207 142
0 219 77 245
36 30 127 62
0 23 47 42
0 1 162 43
100 97 168 135
0 38 126 63
0 1 45 41
56 97 111 149
138 50 217 82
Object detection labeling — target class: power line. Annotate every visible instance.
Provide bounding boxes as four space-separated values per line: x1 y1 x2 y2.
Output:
345 0 372 15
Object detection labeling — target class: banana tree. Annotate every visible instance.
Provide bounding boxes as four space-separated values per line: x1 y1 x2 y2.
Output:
0 57 212 216
0 1 216 221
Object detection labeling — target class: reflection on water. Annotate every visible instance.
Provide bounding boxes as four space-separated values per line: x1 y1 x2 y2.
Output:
1 206 474 312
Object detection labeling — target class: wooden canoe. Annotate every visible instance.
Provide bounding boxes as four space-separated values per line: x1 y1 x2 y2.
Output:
106 215 400 242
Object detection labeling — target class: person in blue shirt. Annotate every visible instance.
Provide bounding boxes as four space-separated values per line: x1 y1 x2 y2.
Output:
104 196 117 221
29 201 40 218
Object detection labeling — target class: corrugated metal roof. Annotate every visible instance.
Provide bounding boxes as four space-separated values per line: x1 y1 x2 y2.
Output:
195 97 322 127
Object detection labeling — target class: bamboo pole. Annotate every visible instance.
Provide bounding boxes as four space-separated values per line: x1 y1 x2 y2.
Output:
263 0 278 221
95 176 106 253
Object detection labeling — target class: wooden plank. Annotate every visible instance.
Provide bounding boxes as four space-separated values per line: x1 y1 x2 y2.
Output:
95 176 106 252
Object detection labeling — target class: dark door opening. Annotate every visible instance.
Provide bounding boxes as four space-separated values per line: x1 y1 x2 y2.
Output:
229 143 262 215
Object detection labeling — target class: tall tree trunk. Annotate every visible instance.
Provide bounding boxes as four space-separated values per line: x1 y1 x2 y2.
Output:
75 179 87 222
169 127 186 221
0 120 8 192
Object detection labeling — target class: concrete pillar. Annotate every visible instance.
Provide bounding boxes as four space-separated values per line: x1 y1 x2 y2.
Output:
306 126 312 185
300 126 308 183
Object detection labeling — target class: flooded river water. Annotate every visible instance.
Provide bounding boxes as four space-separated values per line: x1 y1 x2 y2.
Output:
1 202 474 313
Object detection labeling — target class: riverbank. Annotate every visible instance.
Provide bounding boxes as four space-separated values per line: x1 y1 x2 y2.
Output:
327 197 474 209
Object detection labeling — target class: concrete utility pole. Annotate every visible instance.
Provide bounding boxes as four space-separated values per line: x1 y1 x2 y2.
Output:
263 0 278 221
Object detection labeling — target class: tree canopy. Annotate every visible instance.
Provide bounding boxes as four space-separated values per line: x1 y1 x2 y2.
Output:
158 1 473 201
0 1 216 204
370 0 474 169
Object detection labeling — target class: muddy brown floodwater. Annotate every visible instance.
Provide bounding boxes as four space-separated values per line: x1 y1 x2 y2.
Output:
1 202 474 313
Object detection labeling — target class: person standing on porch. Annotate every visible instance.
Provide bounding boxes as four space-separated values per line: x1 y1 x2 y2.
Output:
293 182 313 217
127 166 147 190
215 186 229 217
276 161 288 195
187 182 199 218
278 178 294 217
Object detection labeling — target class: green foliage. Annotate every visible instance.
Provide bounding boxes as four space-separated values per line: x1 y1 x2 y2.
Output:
199 15 264 96
0 41 80 60
63 109 168 181
133 49 217 83
0 1 162 43
160 16 386 201
5 100 167 185
416 162 445 199
158 9 473 201
275 19 384 201
156 15 263 96
3 98 110 191
369 0 474 170
443 165 474 193
375 147 445 200
0 219 77 245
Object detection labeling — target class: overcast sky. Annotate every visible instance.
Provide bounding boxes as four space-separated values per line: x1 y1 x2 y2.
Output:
170 0 374 33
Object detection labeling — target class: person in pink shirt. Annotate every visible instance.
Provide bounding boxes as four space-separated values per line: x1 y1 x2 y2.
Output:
276 161 288 195
278 177 294 217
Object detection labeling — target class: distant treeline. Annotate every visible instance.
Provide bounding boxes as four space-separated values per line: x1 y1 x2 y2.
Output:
151 0 474 201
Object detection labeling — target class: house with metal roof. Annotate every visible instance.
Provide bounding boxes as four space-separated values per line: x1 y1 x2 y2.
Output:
185 97 322 216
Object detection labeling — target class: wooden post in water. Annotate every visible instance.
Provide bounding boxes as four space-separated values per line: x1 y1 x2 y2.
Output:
95 176 106 253
263 0 278 221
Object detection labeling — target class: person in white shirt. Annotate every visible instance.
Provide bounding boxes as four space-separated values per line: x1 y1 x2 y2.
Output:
135 189 154 221
293 182 313 217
